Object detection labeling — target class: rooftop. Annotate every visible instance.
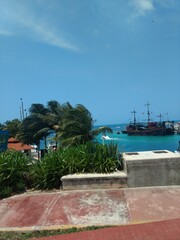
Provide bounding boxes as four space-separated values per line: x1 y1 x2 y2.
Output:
8 137 33 151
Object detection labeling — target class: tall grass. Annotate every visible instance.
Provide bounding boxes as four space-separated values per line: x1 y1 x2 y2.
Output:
0 150 29 199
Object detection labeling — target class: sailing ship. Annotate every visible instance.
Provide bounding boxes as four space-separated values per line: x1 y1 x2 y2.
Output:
124 102 174 136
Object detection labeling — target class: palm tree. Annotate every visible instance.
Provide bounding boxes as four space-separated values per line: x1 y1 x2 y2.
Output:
17 103 51 149
56 104 112 146
17 115 47 144
17 101 112 150
29 103 48 115
46 100 63 131
17 101 63 152
2 119 21 137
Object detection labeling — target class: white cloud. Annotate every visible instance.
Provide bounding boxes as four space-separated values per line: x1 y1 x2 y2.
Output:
0 1 79 51
16 17 79 51
130 0 154 16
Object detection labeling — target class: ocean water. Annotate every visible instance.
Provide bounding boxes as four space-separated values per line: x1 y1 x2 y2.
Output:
96 124 180 153
41 123 180 153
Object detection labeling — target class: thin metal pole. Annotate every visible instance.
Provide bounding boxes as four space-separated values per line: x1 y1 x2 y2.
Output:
25 109 27 118
19 107 22 121
20 98 25 120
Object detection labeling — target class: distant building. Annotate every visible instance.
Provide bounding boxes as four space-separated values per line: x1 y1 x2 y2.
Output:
8 137 34 156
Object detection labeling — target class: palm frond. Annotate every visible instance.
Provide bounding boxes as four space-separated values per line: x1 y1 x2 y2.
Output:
91 126 113 137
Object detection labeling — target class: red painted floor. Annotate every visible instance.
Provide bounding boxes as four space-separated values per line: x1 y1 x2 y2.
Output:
0 189 130 229
125 186 180 223
0 186 180 239
31 218 180 240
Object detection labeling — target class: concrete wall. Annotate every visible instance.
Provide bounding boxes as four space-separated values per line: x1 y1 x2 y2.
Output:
61 172 127 190
123 150 180 187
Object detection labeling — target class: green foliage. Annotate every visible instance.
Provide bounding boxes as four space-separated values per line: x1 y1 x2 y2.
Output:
57 104 94 146
0 143 123 196
57 104 113 146
0 100 123 199
16 100 113 150
0 226 112 240
29 150 67 190
0 150 29 199
29 142 123 190
2 119 21 138
17 100 62 146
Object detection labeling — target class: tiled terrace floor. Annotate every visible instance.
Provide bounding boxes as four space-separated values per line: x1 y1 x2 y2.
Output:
0 186 180 239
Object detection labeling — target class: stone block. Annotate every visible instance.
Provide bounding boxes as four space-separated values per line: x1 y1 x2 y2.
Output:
61 172 127 190
123 150 180 187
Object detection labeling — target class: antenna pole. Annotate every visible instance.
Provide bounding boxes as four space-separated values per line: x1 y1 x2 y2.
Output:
20 98 25 120
19 107 22 121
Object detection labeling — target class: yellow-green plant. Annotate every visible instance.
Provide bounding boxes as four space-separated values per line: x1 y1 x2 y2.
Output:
0 150 29 199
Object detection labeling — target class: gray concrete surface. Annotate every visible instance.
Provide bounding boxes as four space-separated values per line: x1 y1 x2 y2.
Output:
123 150 180 187
61 172 127 190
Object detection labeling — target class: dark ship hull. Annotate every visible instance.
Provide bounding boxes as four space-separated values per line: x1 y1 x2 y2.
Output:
125 103 174 136
126 123 174 136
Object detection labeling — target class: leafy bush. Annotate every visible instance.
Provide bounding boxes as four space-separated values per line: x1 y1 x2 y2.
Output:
59 142 123 174
29 150 67 190
0 150 29 199
29 142 123 190
0 143 124 196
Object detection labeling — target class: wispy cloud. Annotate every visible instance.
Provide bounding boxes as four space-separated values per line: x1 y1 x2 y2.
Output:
16 17 79 51
126 0 155 26
129 0 180 27
0 29 12 36
0 1 79 51
130 0 154 17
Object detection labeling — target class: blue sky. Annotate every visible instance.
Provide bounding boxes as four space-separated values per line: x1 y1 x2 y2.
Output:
1 0 180 125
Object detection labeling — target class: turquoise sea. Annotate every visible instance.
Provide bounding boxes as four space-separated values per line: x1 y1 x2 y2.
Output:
42 123 180 153
96 124 180 153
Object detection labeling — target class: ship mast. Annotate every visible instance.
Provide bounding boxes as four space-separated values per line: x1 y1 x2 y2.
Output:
131 110 136 127
157 113 163 123
145 101 151 124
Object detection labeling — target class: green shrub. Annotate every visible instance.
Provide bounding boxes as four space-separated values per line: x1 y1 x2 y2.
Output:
0 150 29 199
29 150 66 190
91 143 118 173
29 142 123 190
0 143 123 195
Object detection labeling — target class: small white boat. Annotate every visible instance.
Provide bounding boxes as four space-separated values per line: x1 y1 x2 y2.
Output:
101 135 111 140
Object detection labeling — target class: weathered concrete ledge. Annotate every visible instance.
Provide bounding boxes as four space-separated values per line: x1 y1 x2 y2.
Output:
123 150 180 188
61 171 127 190
61 150 180 190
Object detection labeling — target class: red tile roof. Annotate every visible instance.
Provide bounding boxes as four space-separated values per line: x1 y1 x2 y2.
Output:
8 137 33 151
